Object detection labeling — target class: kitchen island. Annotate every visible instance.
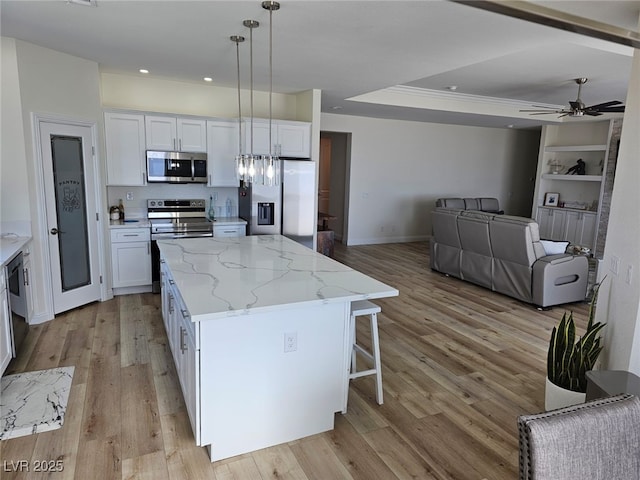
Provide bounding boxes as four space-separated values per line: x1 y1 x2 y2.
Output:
157 234 398 462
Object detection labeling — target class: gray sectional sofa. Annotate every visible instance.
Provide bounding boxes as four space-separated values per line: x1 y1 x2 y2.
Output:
435 197 503 214
430 208 588 308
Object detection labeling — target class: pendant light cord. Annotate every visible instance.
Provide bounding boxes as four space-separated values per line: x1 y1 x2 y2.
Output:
249 24 254 155
235 37 243 154
268 6 273 157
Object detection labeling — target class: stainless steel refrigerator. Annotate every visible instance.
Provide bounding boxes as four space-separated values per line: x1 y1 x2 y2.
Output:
238 160 316 249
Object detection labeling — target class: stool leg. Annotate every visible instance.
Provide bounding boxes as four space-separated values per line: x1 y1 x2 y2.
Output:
350 314 357 374
370 312 383 405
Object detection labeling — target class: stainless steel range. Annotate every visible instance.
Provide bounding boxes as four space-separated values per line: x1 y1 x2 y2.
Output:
148 198 213 292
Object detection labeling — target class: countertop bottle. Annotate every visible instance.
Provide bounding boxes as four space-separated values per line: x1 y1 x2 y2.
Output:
209 195 215 220
118 198 125 220
225 198 232 217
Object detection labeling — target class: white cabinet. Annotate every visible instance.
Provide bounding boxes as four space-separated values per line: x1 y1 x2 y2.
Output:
243 118 311 158
110 228 151 289
0 267 12 375
145 115 207 152
536 207 568 241
207 120 240 187
160 259 200 444
213 224 246 238
537 207 597 250
565 211 597 249
104 112 147 186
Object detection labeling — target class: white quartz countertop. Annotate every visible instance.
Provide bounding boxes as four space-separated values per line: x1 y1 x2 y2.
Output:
0 235 32 267
109 219 150 229
213 217 247 226
158 235 398 321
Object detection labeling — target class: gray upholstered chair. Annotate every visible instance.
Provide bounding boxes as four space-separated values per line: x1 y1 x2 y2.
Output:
518 394 640 480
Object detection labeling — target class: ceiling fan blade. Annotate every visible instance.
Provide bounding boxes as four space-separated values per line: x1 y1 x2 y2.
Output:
520 109 558 113
597 106 625 113
585 111 603 116
585 100 623 110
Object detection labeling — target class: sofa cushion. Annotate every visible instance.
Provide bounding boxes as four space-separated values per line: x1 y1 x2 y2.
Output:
479 197 501 213
464 198 480 210
458 211 494 289
540 240 569 256
436 198 465 209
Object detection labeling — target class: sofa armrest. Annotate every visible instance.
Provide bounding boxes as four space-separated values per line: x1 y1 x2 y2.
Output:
532 254 589 307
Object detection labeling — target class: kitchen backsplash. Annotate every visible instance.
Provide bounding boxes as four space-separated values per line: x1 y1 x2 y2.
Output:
107 185 239 219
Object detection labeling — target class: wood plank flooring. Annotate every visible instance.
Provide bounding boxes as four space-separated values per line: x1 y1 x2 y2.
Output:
0 241 590 479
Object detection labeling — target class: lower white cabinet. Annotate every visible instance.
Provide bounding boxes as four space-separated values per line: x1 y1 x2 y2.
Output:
213 224 246 238
110 228 152 289
536 207 597 249
0 267 12 375
161 259 200 444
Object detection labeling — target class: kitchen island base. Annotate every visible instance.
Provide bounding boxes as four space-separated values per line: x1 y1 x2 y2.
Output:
200 303 348 461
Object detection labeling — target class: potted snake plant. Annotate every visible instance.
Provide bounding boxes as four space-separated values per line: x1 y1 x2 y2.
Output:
545 281 606 410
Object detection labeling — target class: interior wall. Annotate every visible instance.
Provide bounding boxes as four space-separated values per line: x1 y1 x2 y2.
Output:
12 39 104 323
597 45 640 375
320 113 540 245
0 37 30 234
101 72 297 119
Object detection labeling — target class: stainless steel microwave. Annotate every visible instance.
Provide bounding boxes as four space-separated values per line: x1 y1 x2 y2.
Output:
146 150 208 183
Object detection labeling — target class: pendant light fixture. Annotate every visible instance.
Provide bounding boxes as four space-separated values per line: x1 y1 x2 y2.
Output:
242 18 259 184
231 35 246 182
262 0 280 187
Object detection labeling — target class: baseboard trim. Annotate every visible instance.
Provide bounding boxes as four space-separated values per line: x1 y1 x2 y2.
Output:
347 234 429 246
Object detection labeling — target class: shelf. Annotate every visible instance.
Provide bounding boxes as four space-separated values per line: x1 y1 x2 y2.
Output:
538 205 597 214
541 174 602 182
544 144 607 152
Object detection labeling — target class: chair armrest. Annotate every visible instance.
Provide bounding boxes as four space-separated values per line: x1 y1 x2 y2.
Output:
532 255 588 307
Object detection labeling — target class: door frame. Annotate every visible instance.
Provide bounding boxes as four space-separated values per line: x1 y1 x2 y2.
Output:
31 113 107 320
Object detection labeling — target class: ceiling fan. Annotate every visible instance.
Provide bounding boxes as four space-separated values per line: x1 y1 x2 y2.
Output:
520 78 625 117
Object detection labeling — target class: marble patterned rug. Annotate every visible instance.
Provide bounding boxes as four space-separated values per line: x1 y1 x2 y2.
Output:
0 366 74 440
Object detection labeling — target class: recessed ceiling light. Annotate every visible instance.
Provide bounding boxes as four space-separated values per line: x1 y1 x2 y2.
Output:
446 85 458 91
204 77 213 82
139 69 149 74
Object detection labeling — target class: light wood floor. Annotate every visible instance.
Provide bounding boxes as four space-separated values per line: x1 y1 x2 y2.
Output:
0 241 590 480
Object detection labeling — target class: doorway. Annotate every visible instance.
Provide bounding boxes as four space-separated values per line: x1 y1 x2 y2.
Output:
319 131 350 243
38 120 102 314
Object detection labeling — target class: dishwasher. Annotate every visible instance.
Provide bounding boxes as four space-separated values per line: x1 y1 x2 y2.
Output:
7 252 28 356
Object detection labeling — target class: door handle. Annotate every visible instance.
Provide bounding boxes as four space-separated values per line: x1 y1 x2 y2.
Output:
50 227 63 235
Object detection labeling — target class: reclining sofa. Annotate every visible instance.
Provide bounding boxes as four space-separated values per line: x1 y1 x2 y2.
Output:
435 197 504 214
430 208 588 308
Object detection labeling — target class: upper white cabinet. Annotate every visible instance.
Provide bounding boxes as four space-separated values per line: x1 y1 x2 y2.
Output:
531 118 621 256
104 112 147 186
146 115 207 152
207 120 240 187
243 118 311 158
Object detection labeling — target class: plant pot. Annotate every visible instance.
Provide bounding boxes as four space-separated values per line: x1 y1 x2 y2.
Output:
545 377 586 411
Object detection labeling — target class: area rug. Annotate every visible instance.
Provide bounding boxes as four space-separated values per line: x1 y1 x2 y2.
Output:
0 366 74 440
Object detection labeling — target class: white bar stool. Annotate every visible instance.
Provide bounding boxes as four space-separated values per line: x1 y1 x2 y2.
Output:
344 300 383 411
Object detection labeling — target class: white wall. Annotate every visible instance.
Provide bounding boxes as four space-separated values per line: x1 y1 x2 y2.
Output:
597 45 640 375
0 38 30 234
320 113 540 245
10 39 104 323
101 72 298 120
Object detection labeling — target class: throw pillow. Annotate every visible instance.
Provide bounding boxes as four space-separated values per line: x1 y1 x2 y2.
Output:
540 240 569 255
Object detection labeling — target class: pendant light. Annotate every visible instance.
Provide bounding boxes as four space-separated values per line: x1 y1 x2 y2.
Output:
242 18 259 184
231 35 246 182
262 0 280 187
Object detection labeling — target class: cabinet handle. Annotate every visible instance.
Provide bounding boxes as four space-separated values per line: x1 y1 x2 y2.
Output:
23 268 29 286
179 138 182 151
160 258 165 263
142 171 146 184
123 234 138 237
147 243 150 255
168 279 175 285
180 326 187 353
169 294 174 314
181 309 189 318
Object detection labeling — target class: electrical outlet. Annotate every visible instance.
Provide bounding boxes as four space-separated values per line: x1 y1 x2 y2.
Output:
284 332 297 353
126 192 133 201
